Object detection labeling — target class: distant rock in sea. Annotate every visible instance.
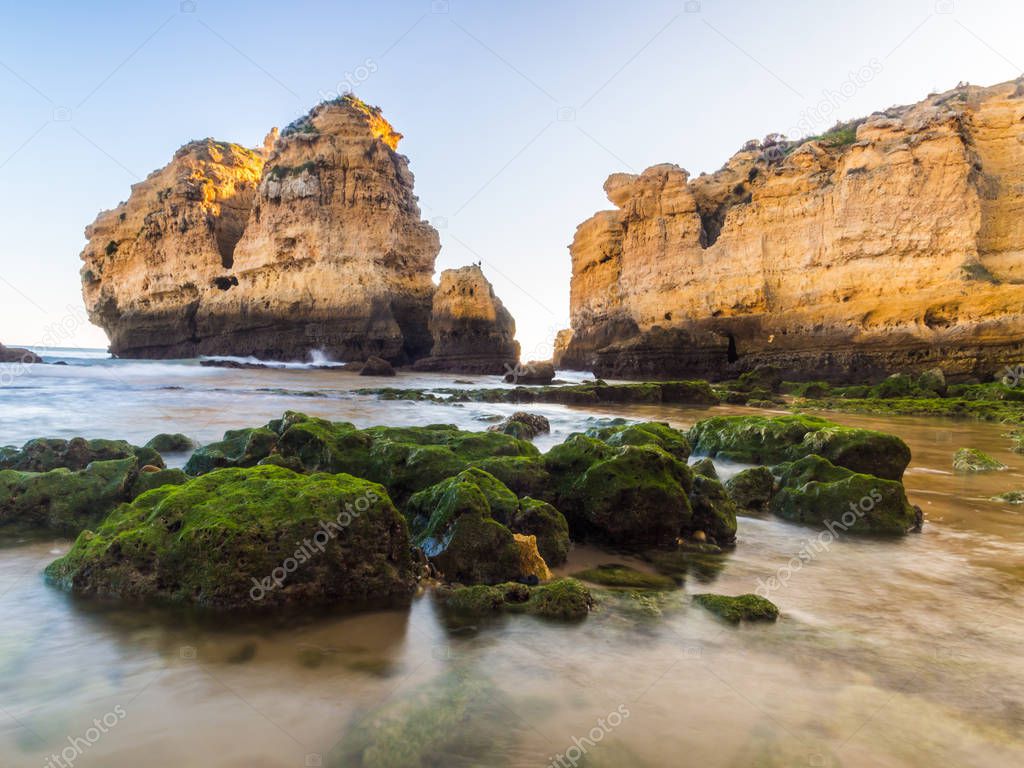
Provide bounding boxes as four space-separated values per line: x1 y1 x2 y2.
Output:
0 344 42 364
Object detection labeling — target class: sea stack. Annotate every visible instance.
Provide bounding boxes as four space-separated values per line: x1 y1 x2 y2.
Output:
414 265 520 374
80 96 440 363
556 79 1024 382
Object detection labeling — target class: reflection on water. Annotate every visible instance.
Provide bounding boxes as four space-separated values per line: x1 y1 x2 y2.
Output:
1 354 1023 766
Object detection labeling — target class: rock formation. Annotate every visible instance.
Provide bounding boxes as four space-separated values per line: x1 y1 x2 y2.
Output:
80 97 442 363
556 79 1024 382
413 265 520 374
0 343 42 364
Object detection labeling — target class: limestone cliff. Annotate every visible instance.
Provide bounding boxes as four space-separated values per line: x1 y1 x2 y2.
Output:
414 265 520 374
557 78 1024 382
81 96 440 363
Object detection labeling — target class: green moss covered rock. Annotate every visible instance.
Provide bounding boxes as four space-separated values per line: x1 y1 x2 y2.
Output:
688 474 739 544
45 465 415 610
690 457 718 479
571 563 676 590
510 497 569 565
0 458 146 535
771 455 921 534
693 593 779 623
144 433 197 453
688 414 911 481
724 466 775 513
0 437 163 473
953 448 1006 473
405 470 523 584
435 578 594 620
585 421 692 462
486 411 550 440
183 427 279 475
547 440 695 549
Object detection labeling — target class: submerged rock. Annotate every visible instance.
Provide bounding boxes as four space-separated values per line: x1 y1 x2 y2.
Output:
692 593 779 623
725 466 775 513
688 413 911 481
991 490 1024 504
0 437 164 473
46 465 415 610
571 563 676 590
953 448 1006 472
358 356 397 377
435 578 594 620
771 455 922 534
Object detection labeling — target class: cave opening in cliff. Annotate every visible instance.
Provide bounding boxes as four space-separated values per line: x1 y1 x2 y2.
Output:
726 333 738 362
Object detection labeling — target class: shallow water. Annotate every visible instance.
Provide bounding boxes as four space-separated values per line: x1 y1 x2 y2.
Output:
1 351 1023 767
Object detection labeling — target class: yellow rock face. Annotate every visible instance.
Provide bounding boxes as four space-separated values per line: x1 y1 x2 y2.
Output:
557 78 1024 381
512 533 552 582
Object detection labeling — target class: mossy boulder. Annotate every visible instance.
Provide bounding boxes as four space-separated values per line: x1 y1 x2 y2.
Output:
0 437 163 473
584 421 692 462
435 578 594 620
688 474 739 544
690 457 718 479
144 433 197 453
771 455 921 534
546 439 695 549
510 497 569 565
404 470 524 585
688 414 911 481
953 448 1006 473
725 466 775 513
571 563 676 590
45 465 415 610
128 466 190 498
183 427 279 475
0 458 149 535
468 455 552 500
693 593 779 623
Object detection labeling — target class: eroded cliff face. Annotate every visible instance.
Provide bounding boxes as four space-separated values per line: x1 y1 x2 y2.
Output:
81 97 440 362
557 79 1024 381
414 265 520 374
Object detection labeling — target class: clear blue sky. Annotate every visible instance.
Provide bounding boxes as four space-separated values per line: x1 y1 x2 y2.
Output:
2 0 1021 358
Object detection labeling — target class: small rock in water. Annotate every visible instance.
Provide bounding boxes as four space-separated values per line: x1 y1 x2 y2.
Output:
990 491 1024 504
692 593 779 624
953 448 1006 472
359 356 396 376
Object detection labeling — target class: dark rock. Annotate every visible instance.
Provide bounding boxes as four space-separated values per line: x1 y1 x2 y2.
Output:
0 344 42 364
504 360 555 384
145 433 197 453
0 437 163 473
487 411 550 440
725 466 775 513
359 356 396 376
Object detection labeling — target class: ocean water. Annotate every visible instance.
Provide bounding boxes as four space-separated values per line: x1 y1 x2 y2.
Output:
1 349 1023 767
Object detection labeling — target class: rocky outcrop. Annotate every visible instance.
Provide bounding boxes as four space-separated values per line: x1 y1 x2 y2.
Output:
557 79 1024 382
0 344 42 364
81 96 440 363
413 265 520 374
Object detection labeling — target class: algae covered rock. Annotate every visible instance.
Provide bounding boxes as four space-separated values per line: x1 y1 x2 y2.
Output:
0 436 163 472
46 465 415 610
183 427 279 475
725 466 775 513
144 433 197 453
436 578 594 620
571 563 676 590
688 474 739 544
693 593 779 623
0 458 145 535
546 439 695 549
510 497 569 565
690 457 718 479
771 455 922 534
953 448 1006 473
404 469 524 584
688 414 911 481
585 421 691 462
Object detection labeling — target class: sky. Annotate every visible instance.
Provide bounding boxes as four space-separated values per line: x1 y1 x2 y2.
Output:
1 0 1022 360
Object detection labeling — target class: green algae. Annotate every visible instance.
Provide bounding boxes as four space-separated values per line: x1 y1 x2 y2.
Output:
692 593 779 623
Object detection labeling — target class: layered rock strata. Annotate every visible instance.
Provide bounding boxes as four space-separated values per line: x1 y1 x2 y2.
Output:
81 97 442 363
556 79 1024 382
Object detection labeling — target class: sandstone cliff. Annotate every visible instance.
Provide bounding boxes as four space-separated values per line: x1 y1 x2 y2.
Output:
414 265 520 374
557 78 1024 382
81 97 440 363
